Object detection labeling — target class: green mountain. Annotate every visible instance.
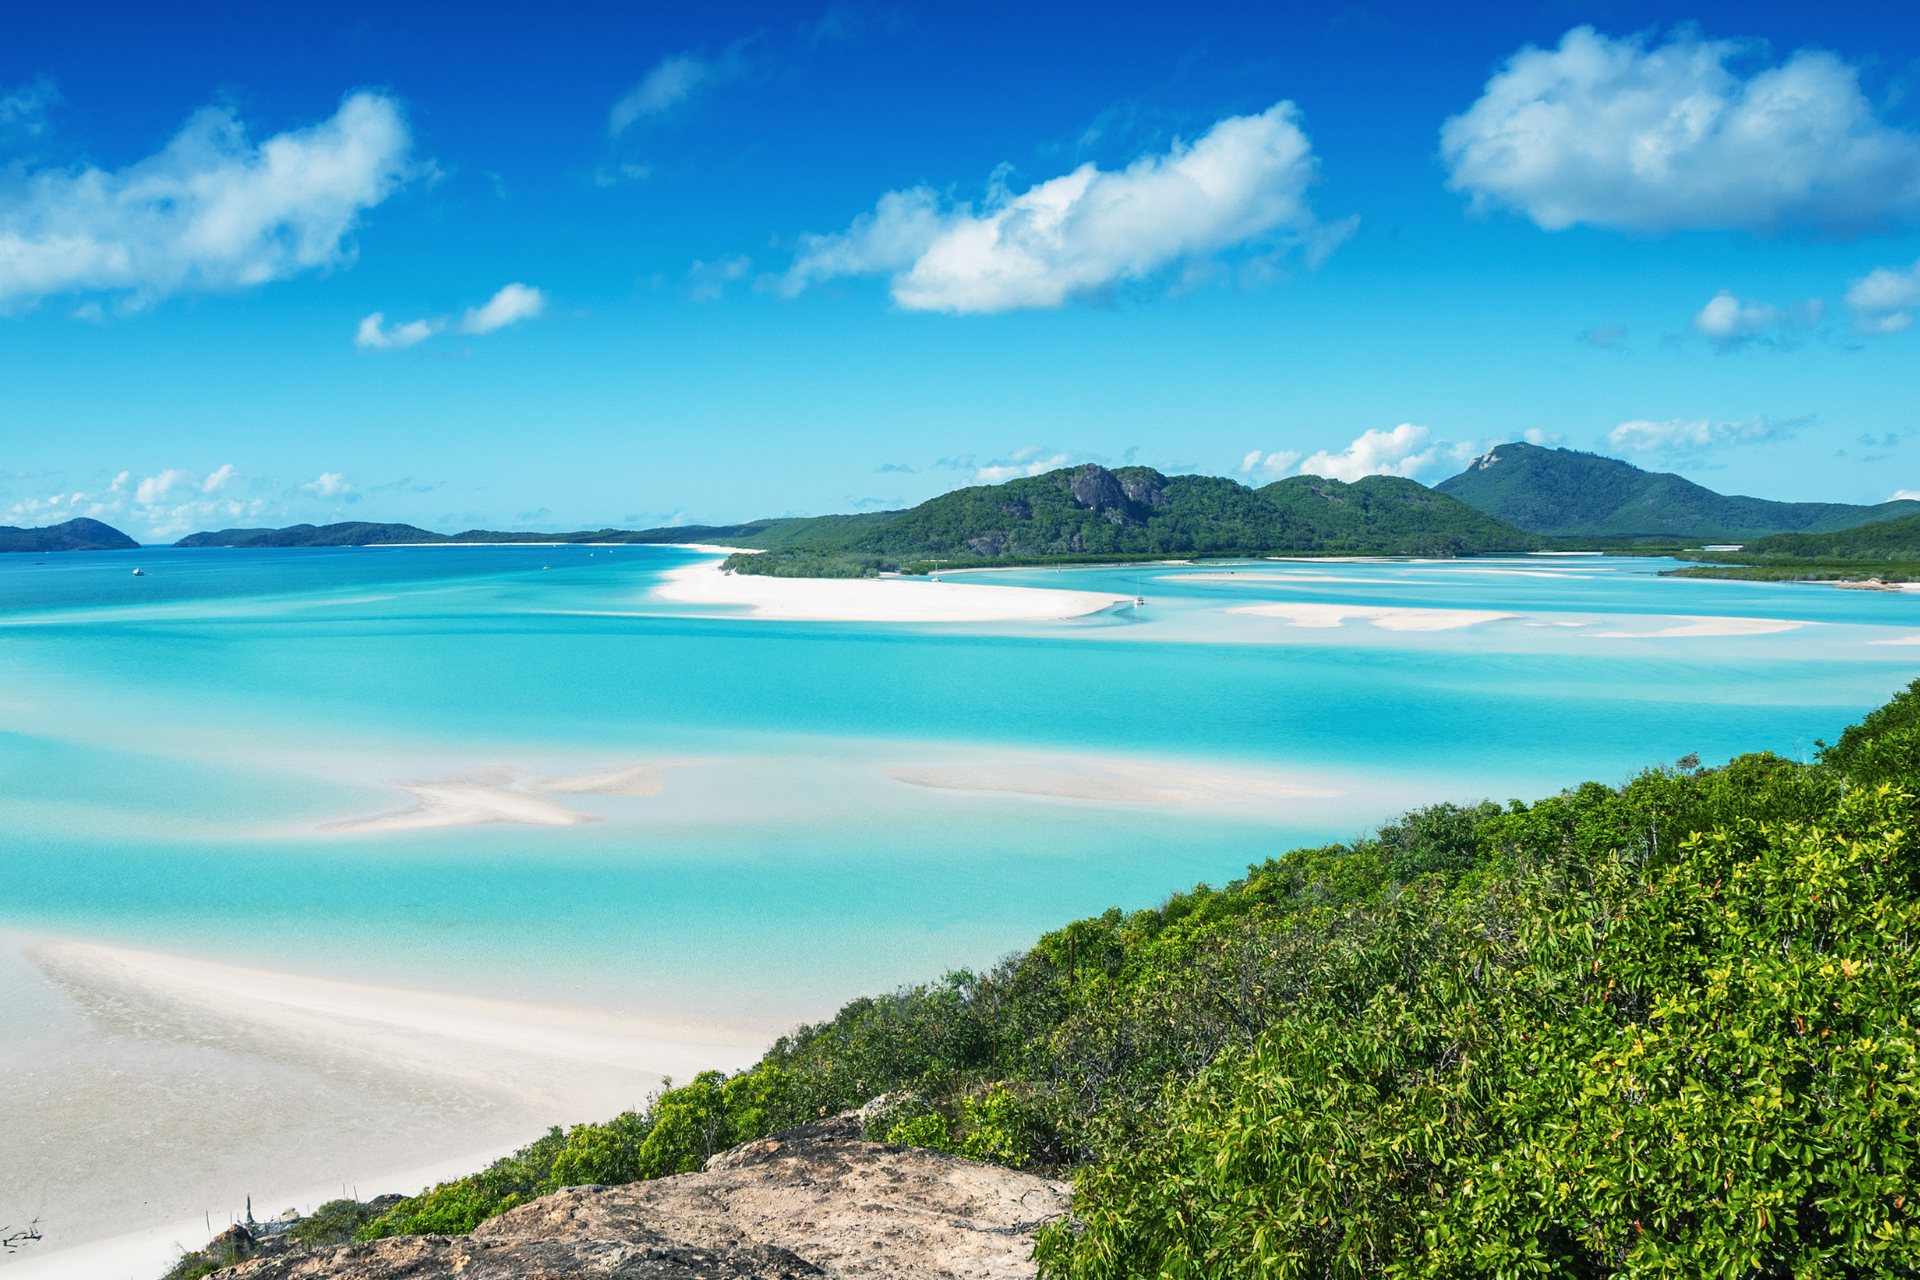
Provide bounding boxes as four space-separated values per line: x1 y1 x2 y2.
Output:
1435 441 1920 541
0 517 140 552
173 517 896 549
176 522 448 547
726 465 1539 574
172 470 1534 568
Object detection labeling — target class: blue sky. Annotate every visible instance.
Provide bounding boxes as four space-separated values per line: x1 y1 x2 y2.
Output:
3 0 1918 539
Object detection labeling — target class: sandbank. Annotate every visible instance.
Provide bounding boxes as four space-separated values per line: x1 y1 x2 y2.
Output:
322 761 706 831
3 937 763 1279
1587 616 1810 638
1224 602 1518 631
653 562 1127 622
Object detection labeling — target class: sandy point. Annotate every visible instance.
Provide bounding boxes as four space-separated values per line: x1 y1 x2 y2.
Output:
652 561 1128 622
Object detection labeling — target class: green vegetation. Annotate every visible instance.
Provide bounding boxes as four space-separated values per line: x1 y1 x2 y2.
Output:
165 683 1920 1277
1668 513 1920 583
1437 440 1920 541
171 513 902 549
718 465 1540 575
0 517 139 552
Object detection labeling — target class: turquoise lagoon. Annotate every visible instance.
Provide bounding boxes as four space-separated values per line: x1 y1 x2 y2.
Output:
2 544 1916 1031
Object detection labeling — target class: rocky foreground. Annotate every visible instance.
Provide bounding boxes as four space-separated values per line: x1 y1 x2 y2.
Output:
222 1116 1070 1279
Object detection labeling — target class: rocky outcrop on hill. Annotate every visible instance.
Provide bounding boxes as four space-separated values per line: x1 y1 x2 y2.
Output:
220 1116 1069 1280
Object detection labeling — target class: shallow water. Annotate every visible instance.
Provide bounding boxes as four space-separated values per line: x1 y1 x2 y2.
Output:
2 545 1913 1022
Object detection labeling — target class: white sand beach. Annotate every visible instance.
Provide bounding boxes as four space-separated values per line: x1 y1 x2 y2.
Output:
0 937 764 1279
653 562 1128 621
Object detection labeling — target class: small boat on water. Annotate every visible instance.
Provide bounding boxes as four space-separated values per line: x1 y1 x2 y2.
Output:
1133 594 1145 607
131 568 146 576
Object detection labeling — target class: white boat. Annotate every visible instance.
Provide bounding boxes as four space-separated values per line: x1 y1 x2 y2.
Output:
1133 595 1145 606
132 568 146 576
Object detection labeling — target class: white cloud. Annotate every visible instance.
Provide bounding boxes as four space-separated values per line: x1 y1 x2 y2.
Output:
1522 428 1564 445
3 463 272 539
1441 26 1920 235
1845 259 1920 334
1691 290 1826 348
354 311 442 349
686 254 750 303
972 447 1071 484
1606 416 1782 453
782 101 1355 313
302 472 353 498
0 77 56 142
611 55 711 135
1893 489 1920 501
1297 425 1442 482
458 283 545 334
135 468 194 504
0 91 415 310
1237 449 1304 477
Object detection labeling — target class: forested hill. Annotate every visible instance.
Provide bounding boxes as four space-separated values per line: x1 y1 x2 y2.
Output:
726 465 1540 574
1436 440 1920 540
1734 511 1920 560
0 517 140 552
173 515 897 549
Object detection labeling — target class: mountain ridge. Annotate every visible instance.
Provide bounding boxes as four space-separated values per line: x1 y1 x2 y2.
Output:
1436 441 1920 540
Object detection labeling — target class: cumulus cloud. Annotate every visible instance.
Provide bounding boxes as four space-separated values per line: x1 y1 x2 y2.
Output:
1893 489 1920 501
0 91 415 311
1606 416 1788 453
1 463 285 539
1294 425 1451 482
458 283 545 334
302 471 354 498
354 311 442 349
1691 290 1826 348
781 101 1355 313
973 447 1071 484
1441 26 1920 235
1237 449 1303 477
1845 259 1920 334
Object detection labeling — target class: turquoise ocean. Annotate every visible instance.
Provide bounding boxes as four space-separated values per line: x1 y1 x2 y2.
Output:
2 544 1915 1032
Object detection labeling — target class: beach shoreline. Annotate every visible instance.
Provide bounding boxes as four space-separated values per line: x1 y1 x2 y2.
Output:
1 936 765 1280
651 561 1129 621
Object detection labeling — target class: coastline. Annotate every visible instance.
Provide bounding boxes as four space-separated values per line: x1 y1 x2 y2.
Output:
652 561 1129 622
1 936 764 1280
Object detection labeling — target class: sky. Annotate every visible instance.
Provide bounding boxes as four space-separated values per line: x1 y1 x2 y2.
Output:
2 0 1918 540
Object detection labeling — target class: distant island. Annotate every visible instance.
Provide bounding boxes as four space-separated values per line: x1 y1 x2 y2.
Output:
0 517 140 553
152 448 1920 580
1437 440 1920 541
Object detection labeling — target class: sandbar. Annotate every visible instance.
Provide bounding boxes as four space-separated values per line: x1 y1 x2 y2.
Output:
1586 616 1810 638
1224 602 1518 631
654 562 1127 622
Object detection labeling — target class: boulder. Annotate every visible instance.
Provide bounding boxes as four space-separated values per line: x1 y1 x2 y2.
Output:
222 1115 1069 1280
